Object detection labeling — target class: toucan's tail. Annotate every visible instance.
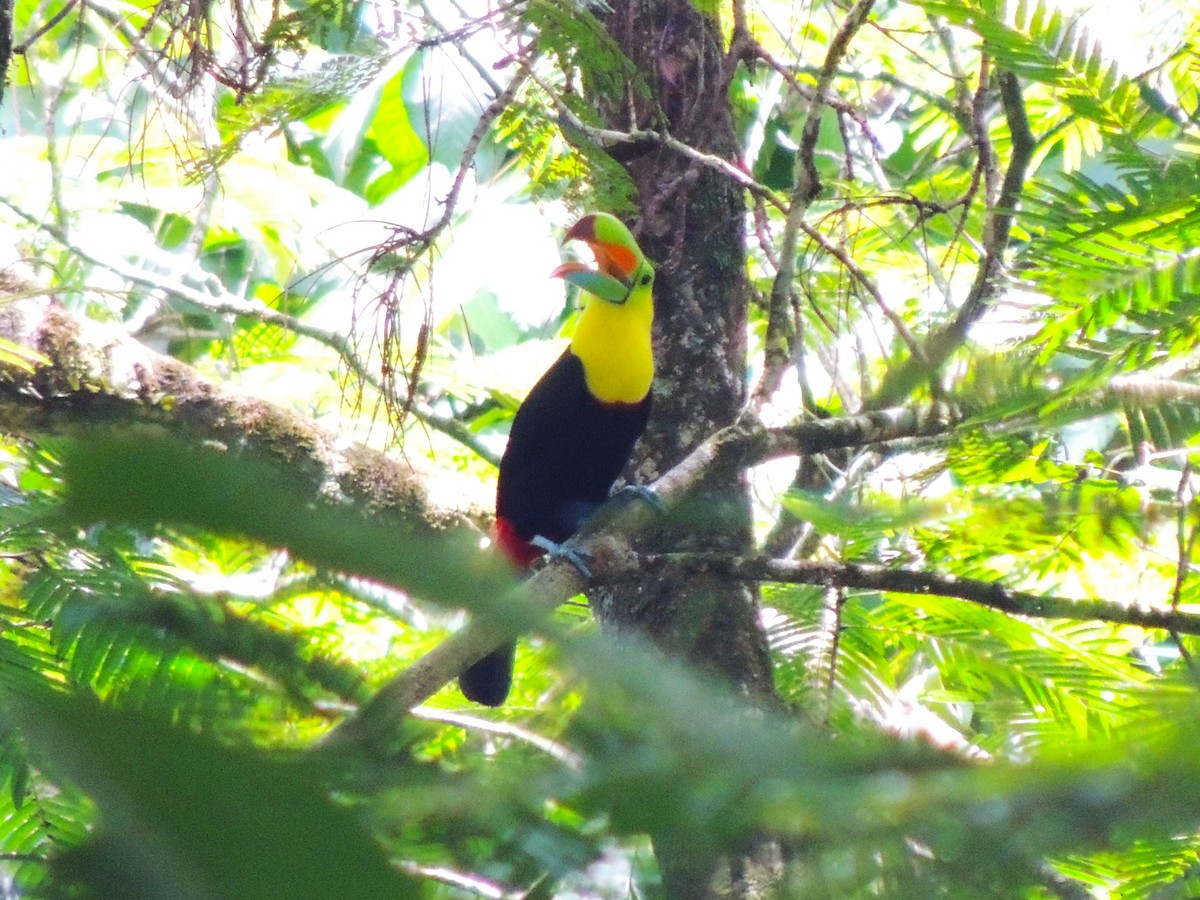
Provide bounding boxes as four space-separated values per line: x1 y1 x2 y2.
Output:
459 642 516 707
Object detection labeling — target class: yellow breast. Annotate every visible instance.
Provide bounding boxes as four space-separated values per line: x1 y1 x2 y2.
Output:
568 286 654 404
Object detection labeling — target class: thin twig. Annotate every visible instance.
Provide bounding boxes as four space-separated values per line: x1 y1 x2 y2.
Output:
13 0 79 52
0 197 501 466
552 101 782 208
412 706 581 767
754 0 876 408
1170 460 1198 667
1172 459 1197 611
821 586 846 727
322 402 963 743
869 70 1036 409
801 222 927 363
617 553 1200 639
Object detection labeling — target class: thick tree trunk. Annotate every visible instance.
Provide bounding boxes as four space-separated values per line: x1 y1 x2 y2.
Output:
582 1 780 895
591 0 773 702
0 0 11 110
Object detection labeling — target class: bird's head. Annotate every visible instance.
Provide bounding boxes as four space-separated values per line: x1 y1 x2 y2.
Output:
551 213 654 306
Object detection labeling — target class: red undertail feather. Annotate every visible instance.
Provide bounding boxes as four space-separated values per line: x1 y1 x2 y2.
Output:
493 516 546 570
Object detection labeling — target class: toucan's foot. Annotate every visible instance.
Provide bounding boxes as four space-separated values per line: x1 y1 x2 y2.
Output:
616 484 667 514
530 535 593 579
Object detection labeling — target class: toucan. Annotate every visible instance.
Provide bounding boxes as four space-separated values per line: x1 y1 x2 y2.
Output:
459 213 656 706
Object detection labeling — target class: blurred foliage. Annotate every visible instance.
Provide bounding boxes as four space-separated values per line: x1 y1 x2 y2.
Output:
4 0 1200 897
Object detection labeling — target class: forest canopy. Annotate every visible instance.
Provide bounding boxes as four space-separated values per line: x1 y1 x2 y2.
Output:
2 0 1200 897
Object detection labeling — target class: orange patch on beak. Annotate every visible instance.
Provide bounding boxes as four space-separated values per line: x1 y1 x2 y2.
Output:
592 243 638 282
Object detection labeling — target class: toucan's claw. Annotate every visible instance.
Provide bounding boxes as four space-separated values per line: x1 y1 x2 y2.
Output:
530 535 593 580
616 484 667 514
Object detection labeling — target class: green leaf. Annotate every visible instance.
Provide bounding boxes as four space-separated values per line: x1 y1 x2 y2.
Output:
10 686 418 900
0 338 49 375
368 64 429 191
781 491 945 539
56 429 514 612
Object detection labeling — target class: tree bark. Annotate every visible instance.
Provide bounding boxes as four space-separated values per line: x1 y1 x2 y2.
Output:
582 1 779 895
591 0 773 700
0 0 12 110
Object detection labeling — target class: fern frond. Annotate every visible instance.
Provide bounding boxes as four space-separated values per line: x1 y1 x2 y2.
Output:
495 80 594 202
1054 835 1200 898
771 578 1153 756
1014 160 1200 402
0 722 92 896
18 535 365 730
1032 251 1200 380
214 54 392 170
912 0 1161 135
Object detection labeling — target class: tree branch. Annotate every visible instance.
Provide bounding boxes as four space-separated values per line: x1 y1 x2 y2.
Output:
792 0 877 208
546 91 781 208
16 293 1152 745
0 294 476 537
0 293 969 747
0 292 964 744
1109 374 1200 405
601 552 1200 638
327 404 963 745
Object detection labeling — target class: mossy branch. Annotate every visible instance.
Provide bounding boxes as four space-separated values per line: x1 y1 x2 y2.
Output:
0 294 489 566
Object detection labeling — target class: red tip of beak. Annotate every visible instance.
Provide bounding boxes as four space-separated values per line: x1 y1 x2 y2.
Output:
550 261 588 280
564 215 599 243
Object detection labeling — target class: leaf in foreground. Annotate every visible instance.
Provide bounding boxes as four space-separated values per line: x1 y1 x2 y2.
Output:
10 686 418 900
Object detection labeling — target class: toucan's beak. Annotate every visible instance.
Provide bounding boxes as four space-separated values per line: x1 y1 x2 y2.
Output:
549 260 631 304
551 214 639 304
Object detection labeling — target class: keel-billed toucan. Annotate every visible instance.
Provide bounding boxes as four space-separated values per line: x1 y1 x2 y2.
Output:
459 213 656 706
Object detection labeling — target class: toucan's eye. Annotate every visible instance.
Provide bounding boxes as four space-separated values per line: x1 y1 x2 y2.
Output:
640 274 652 285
